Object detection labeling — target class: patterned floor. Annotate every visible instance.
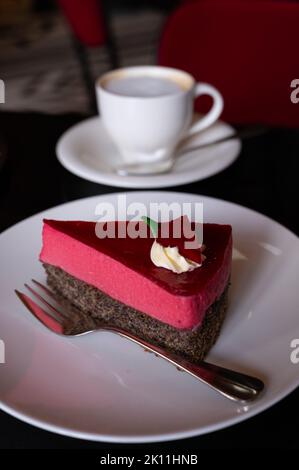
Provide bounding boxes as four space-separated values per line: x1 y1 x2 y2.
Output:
0 9 165 114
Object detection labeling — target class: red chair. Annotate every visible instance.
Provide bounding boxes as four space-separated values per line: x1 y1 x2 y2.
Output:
159 1 299 127
57 0 108 47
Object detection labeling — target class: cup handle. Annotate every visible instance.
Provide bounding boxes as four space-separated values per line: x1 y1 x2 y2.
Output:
185 83 224 138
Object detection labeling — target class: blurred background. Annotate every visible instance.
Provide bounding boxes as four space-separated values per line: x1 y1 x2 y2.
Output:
0 0 177 114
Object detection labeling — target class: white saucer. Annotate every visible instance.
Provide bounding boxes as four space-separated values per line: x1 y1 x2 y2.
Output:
1 192 299 443
56 116 241 188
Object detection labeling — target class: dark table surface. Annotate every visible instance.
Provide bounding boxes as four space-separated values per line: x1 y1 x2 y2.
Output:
0 111 298 450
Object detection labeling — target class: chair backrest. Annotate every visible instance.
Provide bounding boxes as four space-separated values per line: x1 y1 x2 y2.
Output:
58 0 106 47
159 1 299 127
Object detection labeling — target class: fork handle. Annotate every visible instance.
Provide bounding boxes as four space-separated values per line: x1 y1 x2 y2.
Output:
108 326 264 402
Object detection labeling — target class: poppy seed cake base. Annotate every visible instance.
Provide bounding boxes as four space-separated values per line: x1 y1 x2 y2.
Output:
44 263 229 363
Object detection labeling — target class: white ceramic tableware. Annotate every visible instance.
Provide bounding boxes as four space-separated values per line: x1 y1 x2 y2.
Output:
56 116 240 188
0 192 299 442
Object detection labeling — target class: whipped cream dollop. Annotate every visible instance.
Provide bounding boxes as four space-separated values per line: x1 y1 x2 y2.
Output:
150 240 202 274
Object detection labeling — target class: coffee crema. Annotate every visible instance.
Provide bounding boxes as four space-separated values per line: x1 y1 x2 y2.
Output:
103 75 185 98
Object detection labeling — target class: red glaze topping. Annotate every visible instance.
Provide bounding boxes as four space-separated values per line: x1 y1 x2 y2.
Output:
42 218 232 297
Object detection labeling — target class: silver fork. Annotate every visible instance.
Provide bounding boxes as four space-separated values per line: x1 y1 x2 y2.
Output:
15 280 264 403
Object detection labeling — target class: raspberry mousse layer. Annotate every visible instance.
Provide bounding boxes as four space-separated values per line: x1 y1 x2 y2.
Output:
40 219 232 330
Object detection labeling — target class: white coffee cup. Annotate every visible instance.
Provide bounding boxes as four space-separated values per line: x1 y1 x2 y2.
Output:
96 66 223 164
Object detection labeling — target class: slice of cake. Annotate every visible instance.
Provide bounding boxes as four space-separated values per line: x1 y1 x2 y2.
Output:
40 217 232 363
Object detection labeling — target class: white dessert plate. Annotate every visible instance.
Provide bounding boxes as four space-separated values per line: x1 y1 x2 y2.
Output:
56 116 241 188
0 192 298 443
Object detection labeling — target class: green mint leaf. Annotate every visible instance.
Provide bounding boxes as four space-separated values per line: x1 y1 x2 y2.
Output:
141 216 158 238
